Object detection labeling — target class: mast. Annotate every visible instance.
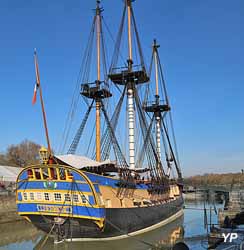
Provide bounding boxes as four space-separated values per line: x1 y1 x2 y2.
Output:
127 0 135 170
143 39 170 171
69 0 112 156
108 0 149 170
127 0 132 64
153 40 161 162
96 0 101 162
143 39 183 180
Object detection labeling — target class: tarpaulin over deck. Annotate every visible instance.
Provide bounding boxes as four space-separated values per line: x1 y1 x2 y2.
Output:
54 154 114 169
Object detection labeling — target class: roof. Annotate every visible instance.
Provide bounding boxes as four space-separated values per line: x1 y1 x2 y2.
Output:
54 154 114 169
0 165 23 182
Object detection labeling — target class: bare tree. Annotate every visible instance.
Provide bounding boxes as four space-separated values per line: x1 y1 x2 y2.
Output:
0 154 9 165
5 140 41 167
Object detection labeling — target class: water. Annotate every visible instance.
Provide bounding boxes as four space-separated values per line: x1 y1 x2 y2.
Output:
0 200 223 250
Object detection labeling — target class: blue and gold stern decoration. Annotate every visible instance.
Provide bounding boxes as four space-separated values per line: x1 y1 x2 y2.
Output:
16 159 105 229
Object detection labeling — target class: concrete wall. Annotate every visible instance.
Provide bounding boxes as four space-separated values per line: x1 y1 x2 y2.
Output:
0 195 22 223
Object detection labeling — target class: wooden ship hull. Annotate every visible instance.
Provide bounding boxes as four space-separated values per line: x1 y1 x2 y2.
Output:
29 199 183 239
16 164 183 239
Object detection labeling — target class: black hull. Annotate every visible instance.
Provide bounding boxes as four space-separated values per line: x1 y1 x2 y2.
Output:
29 196 184 239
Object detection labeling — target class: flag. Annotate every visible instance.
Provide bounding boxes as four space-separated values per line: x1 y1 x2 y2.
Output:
32 50 40 105
32 83 38 105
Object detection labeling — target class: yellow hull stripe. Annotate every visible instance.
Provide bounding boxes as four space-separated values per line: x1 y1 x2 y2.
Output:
16 201 102 208
18 212 104 221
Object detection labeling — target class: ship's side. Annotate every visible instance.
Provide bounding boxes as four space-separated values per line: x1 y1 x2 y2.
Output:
16 164 183 239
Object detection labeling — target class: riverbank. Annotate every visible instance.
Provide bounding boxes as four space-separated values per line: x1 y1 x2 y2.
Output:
0 195 23 223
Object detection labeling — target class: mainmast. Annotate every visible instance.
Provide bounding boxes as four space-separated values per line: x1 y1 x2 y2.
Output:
127 0 135 170
109 0 149 170
127 0 133 66
153 40 161 162
96 0 101 162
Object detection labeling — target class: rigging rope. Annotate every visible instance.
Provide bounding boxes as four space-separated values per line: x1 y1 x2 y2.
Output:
59 15 96 154
161 118 182 180
102 16 127 74
67 99 94 154
130 6 147 72
100 86 126 160
169 111 181 173
109 5 126 74
100 100 129 171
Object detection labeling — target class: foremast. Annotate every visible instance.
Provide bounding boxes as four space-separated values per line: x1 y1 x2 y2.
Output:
68 0 112 158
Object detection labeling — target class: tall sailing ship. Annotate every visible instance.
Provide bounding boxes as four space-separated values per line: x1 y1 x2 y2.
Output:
16 0 184 240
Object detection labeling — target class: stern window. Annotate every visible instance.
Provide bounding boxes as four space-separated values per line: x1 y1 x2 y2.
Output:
42 168 49 179
59 169 66 180
27 169 34 179
44 193 50 201
49 168 57 180
64 194 71 202
66 170 73 180
36 192 42 200
34 169 41 179
23 192 28 201
54 193 62 201
73 194 79 203
81 195 87 204
30 193 34 200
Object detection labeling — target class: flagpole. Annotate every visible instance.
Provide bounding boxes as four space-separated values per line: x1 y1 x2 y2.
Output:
34 50 52 154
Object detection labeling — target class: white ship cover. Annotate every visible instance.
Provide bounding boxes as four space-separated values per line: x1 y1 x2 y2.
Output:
55 154 113 169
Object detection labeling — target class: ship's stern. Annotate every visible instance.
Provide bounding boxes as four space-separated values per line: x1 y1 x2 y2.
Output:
16 164 105 238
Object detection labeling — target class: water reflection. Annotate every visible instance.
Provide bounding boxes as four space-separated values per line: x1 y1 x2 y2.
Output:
0 200 223 250
0 220 43 249
34 216 184 250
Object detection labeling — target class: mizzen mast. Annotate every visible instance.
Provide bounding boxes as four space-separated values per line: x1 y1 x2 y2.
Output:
143 39 183 180
143 39 170 171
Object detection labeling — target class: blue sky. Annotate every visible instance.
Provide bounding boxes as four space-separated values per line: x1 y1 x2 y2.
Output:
0 0 243 176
